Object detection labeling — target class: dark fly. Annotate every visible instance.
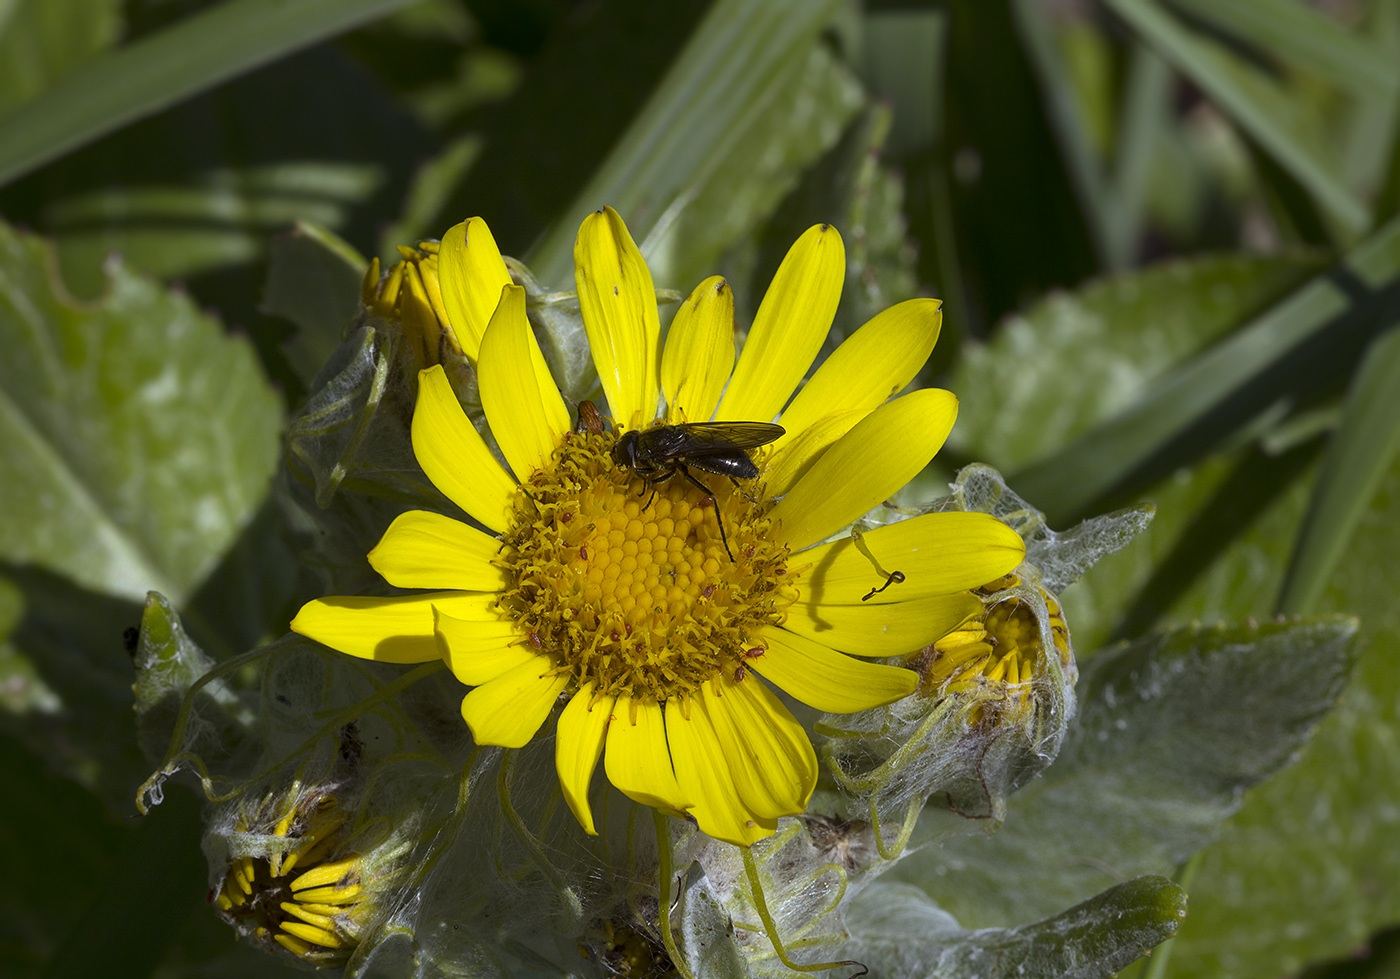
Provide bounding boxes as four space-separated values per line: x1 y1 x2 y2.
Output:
612 420 784 561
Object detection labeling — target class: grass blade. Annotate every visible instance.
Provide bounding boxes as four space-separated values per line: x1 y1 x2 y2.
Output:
1104 0 1369 235
524 0 845 287
1167 0 1398 100
0 0 416 188
1277 306 1400 615
1010 215 1400 521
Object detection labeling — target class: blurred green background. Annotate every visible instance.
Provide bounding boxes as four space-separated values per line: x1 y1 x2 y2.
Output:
1 0 1398 976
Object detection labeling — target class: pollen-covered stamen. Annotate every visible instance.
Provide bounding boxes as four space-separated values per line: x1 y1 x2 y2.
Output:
498 427 794 704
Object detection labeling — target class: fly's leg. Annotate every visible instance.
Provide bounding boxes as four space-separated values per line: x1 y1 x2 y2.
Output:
727 474 761 504
679 466 735 562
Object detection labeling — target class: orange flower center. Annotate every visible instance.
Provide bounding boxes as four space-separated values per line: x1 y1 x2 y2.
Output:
498 426 794 704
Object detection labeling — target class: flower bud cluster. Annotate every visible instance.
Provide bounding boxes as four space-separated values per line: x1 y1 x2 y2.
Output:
820 465 1152 842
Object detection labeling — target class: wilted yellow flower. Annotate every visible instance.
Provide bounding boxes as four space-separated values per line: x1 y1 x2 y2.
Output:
913 573 1071 722
214 789 370 964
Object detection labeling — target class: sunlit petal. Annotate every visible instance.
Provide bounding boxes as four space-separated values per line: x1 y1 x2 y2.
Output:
438 217 514 360
661 276 734 423
771 389 958 551
799 512 1025 605
433 606 535 685
478 284 571 481
291 592 498 663
751 626 918 712
775 298 942 442
700 674 815 820
412 365 516 533
716 223 843 423
459 655 567 747
368 510 508 592
555 684 616 835
604 695 691 812
782 592 983 657
666 698 776 846
574 207 660 427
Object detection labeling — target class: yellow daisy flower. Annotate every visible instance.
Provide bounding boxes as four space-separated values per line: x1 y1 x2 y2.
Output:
291 207 1025 847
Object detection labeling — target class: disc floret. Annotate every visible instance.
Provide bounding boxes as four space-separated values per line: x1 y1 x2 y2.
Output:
498 425 794 706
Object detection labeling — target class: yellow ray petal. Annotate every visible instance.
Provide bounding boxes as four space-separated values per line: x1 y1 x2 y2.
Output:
458 654 566 747
700 674 816 820
750 627 918 712
289 857 359 892
775 298 942 443
400 259 440 365
799 512 1025 606
762 408 866 498
291 591 498 663
433 606 536 685
770 388 958 552
411 247 453 345
368 510 508 592
661 276 735 423
666 698 776 846
412 366 517 533
782 592 983 657
437 217 514 361
574 207 660 427
280 902 335 930
555 684 616 835
478 284 570 481
280 921 344 949
603 695 691 812
274 933 314 957
715 223 843 424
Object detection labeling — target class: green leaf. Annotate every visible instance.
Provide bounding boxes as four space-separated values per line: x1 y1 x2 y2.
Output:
0 0 121 117
0 42 431 400
1010 216 1400 522
1163 454 1400 977
0 567 146 811
261 221 368 386
1103 441 1321 644
525 0 849 288
0 575 57 714
1103 0 1368 235
0 218 282 604
890 617 1357 929
843 878 1186 979
0 0 420 188
1277 309 1400 615
947 251 1323 472
675 863 751 979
